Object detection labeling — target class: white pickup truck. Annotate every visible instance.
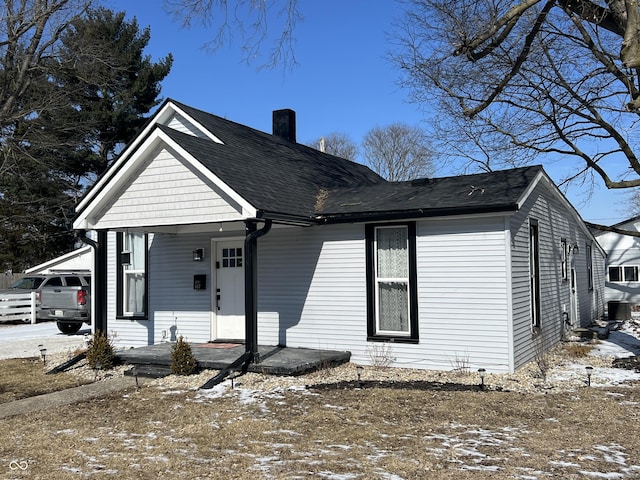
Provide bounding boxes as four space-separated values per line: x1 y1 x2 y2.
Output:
37 274 92 334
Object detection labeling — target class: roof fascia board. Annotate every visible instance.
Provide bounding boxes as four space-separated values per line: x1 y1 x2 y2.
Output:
25 246 93 273
317 205 518 224
73 128 257 229
166 103 224 144
517 170 605 255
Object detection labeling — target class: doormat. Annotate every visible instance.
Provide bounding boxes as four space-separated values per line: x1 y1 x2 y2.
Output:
195 343 241 349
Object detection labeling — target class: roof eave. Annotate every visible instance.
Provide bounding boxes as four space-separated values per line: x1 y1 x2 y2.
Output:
257 210 318 227
316 204 519 224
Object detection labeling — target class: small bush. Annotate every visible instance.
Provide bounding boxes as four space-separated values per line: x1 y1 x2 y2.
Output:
86 332 116 370
171 336 198 375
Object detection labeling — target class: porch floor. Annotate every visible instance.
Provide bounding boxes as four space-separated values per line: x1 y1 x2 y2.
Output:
116 343 351 377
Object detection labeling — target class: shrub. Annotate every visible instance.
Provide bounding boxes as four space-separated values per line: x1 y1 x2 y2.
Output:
86 332 116 370
171 336 198 375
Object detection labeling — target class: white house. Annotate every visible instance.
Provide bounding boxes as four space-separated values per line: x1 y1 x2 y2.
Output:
592 216 640 317
72 100 606 373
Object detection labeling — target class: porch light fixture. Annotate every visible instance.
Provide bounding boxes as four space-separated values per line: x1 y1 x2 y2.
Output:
478 368 486 390
120 250 131 266
585 366 593 386
571 244 580 255
356 365 364 387
193 248 204 262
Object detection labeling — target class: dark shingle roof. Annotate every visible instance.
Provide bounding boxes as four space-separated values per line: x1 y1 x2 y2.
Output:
162 100 544 223
317 166 544 221
162 102 383 219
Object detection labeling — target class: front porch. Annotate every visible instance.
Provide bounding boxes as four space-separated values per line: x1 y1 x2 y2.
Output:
117 343 351 378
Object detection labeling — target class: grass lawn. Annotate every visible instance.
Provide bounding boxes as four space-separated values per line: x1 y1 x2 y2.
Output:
0 358 639 479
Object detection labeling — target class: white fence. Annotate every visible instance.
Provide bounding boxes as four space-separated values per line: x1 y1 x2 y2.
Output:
0 292 38 324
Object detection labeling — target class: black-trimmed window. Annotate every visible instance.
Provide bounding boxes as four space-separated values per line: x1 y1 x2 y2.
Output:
586 243 593 290
560 238 568 281
117 232 148 318
609 265 639 283
366 223 418 342
529 220 541 329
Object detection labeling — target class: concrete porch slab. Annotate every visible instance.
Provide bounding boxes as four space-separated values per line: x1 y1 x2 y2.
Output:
116 343 351 376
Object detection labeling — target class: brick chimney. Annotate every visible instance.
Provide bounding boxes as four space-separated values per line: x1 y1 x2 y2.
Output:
272 109 296 143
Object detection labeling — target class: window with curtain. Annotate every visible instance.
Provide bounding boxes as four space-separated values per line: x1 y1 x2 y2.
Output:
117 232 147 318
366 223 418 342
376 226 409 334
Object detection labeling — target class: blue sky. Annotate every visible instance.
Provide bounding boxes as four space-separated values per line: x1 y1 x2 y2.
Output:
107 0 631 224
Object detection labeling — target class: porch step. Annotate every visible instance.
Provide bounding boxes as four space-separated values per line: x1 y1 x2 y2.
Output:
574 322 620 341
124 364 173 379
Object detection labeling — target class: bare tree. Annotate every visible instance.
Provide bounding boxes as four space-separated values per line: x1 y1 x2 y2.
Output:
392 0 640 191
0 0 91 129
362 123 434 181
307 132 358 161
163 0 302 68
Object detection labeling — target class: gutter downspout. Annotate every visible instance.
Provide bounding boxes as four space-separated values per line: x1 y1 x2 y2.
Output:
78 230 108 334
245 219 272 363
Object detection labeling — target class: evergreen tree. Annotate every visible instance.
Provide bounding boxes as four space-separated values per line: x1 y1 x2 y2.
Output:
0 7 172 272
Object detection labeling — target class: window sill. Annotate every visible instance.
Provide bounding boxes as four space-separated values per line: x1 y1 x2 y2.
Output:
116 315 148 321
367 335 419 344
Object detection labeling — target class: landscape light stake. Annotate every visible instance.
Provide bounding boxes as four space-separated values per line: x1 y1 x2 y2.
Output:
94 361 102 382
478 368 486 390
356 365 364 388
585 366 593 387
39 346 47 365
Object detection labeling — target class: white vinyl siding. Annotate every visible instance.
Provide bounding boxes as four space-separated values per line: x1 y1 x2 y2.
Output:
510 182 606 370
255 219 514 372
93 147 245 229
109 231 223 348
416 216 512 372
257 224 368 350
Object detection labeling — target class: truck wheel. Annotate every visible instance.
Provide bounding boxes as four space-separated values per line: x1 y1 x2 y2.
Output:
57 321 82 335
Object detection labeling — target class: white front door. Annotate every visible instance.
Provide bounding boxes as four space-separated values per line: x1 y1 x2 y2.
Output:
215 241 245 340
570 265 579 327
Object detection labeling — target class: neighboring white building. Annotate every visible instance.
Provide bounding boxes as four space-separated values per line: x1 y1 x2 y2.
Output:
25 246 93 275
71 100 606 373
593 216 640 309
